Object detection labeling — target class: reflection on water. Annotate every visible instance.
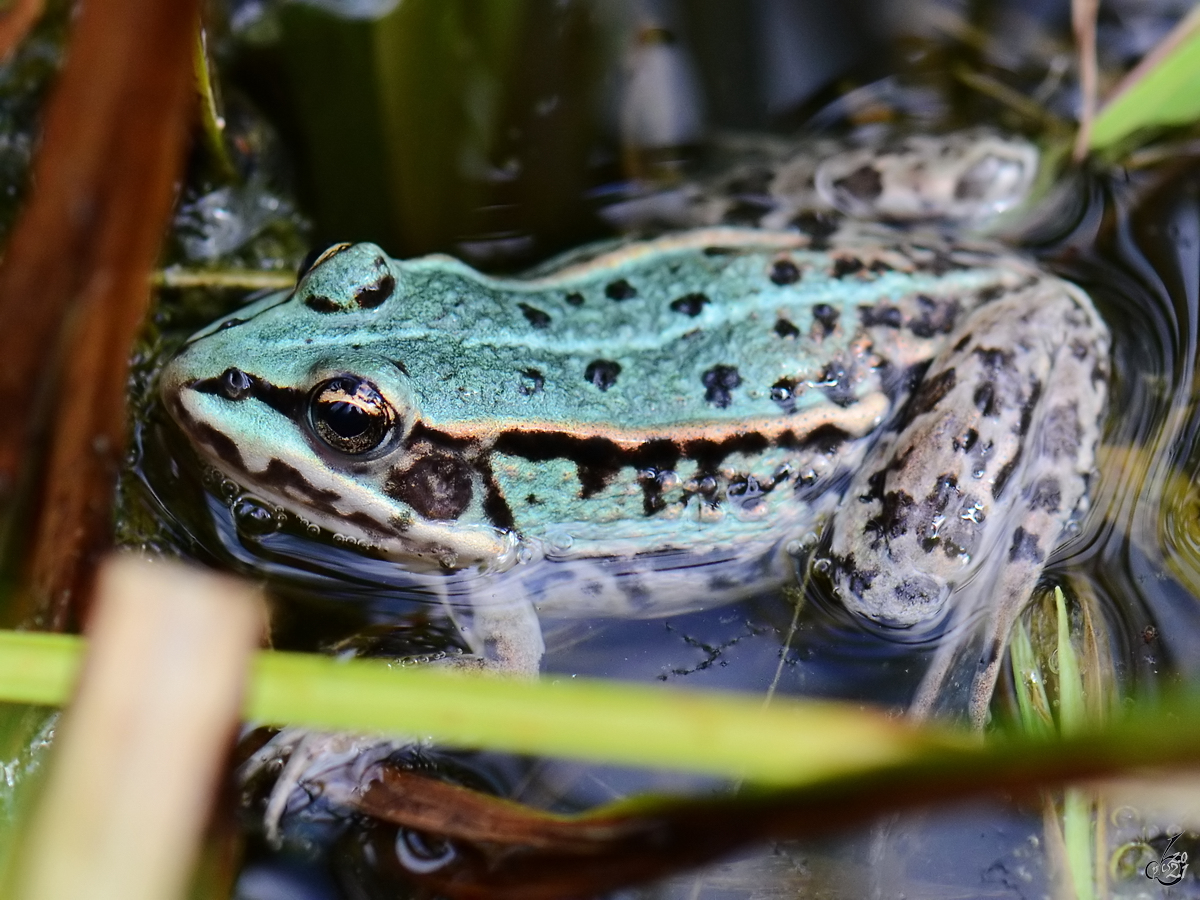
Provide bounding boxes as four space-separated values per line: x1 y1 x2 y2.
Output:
118 1 1200 897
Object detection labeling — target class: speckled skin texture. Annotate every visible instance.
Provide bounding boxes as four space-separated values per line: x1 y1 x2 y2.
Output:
162 194 1107 725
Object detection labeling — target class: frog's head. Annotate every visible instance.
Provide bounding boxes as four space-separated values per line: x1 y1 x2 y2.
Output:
158 242 519 573
815 130 1038 225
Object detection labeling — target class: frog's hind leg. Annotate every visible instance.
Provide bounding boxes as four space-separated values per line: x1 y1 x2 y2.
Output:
915 279 1108 727
830 273 1108 727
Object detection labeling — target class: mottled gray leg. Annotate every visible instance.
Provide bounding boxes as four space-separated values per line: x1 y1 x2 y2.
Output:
457 597 545 678
830 274 1108 726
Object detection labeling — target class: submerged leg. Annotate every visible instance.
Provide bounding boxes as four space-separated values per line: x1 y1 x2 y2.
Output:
830 274 1108 725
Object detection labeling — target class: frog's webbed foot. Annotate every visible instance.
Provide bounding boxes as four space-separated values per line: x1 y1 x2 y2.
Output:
241 728 400 847
826 275 1108 727
244 598 543 845
908 541 1048 728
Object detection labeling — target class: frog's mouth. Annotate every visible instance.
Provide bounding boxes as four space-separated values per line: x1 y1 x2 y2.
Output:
158 355 519 574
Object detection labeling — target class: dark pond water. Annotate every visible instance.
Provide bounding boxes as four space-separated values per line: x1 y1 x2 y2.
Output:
118 0 1200 896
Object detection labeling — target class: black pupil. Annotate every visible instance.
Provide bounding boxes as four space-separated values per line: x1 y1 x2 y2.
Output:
310 376 393 454
323 399 369 438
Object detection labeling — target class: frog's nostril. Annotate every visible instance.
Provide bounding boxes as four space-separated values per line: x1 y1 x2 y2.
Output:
220 367 253 401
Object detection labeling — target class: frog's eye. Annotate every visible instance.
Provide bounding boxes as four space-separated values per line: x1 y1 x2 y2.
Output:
309 376 396 455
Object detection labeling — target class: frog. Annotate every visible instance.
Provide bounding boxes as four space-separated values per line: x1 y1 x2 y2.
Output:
158 130 1107 834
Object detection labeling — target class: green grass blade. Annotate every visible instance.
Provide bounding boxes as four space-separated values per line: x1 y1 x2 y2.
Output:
0 629 966 783
1090 6 1200 150
247 650 962 782
1010 616 1054 737
1054 587 1096 900
1055 587 1087 737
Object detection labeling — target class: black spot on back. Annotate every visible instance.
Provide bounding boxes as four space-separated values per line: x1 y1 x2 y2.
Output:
518 302 552 328
565 291 584 306
770 259 800 285
818 360 857 407
832 257 864 278
865 490 914 544
790 211 840 250
585 359 621 391
774 318 800 338
992 447 1022 499
701 364 742 408
605 279 637 301
670 293 709 317
860 305 903 328
973 382 997 416
953 428 978 452
812 303 838 334
909 295 960 338
770 377 799 413
518 368 544 395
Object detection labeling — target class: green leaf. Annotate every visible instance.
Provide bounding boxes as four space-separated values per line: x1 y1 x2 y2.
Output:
1090 6 1200 150
0 629 967 784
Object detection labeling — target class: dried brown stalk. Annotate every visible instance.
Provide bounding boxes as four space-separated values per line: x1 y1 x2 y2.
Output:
0 0 43 63
1072 0 1099 160
0 0 199 627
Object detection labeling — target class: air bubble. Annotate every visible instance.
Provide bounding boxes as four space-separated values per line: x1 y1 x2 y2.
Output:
232 496 279 538
548 532 574 552
517 546 534 564
812 557 832 574
785 539 804 557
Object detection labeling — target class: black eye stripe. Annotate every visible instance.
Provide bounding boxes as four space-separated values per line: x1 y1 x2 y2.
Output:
190 371 305 419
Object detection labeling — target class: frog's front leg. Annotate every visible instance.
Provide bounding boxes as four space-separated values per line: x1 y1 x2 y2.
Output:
247 592 543 845
830 275 1108 726
455 593 545 677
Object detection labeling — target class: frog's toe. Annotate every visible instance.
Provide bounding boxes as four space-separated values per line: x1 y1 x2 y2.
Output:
833 560 950 628
241 728 401 848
